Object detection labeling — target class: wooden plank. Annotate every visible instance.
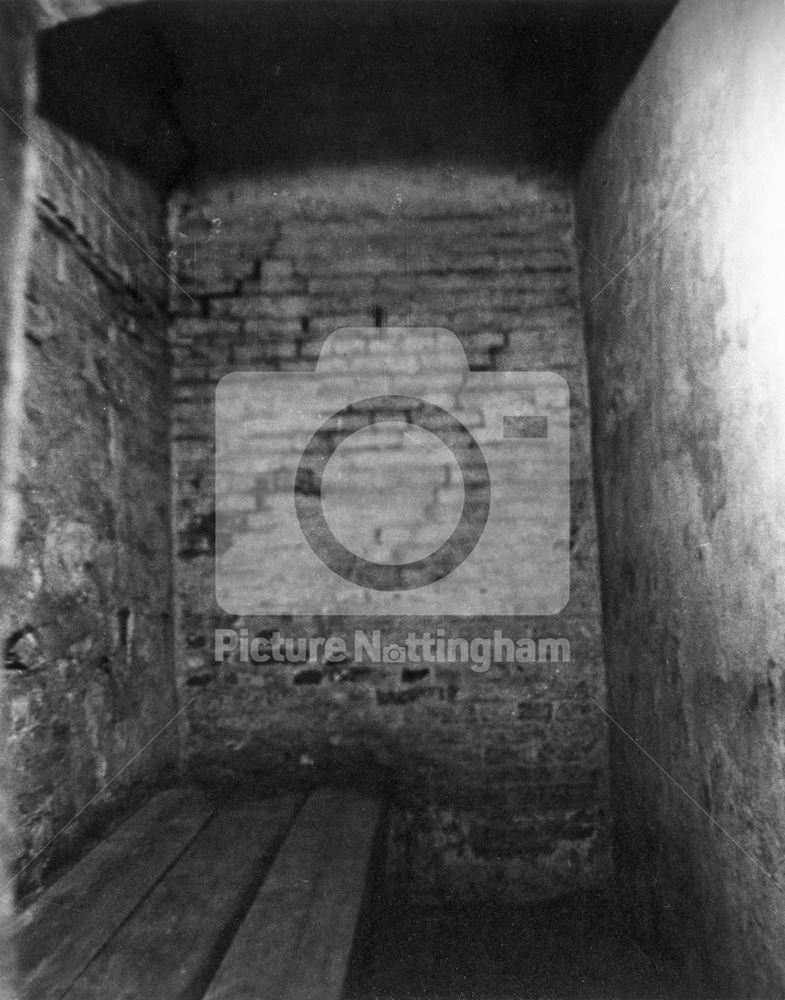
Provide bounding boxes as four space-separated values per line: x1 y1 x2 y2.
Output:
204 788 382 1000
19 788 215 1000
65 793 304 1000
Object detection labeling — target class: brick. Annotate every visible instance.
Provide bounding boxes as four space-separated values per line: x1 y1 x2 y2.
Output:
212 294 309 321
173 317 242 338
517 701 554 723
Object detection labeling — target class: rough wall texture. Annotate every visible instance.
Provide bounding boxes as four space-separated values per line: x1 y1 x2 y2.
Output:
577 0 785 993
0 5 37 994
170 167 608 903
3 117 179 893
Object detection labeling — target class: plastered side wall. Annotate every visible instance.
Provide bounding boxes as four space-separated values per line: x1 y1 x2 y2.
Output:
577 0 785 993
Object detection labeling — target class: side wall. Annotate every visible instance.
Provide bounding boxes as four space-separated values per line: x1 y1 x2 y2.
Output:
3 115 179 893
170 167 608 904
0 5 37 994
577 0 785 993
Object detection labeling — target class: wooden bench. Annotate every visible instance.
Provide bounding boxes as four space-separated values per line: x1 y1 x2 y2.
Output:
18 786 383 1000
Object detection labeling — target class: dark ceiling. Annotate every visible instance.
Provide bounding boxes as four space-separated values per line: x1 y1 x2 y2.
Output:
38 0 678 190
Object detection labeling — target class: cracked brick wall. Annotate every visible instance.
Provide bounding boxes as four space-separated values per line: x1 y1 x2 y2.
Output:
170 167 609 903
3 116 179 893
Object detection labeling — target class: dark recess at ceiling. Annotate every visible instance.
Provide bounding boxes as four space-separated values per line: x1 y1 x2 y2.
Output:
37 0 678 190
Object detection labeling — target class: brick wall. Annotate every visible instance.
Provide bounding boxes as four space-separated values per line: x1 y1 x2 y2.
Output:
170 166 608 903
4 118 178 892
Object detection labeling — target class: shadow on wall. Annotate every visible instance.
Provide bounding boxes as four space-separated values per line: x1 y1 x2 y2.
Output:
36 0 678 188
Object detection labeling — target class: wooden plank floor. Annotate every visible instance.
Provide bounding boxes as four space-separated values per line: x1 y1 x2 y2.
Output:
204 789 382 1000
19 788 215 1000
65 795 304 1000
19 786 382 1000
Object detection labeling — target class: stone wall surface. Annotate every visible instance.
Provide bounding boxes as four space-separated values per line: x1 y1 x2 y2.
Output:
4 116 178 893
169 167 608 903
577 0 785 993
